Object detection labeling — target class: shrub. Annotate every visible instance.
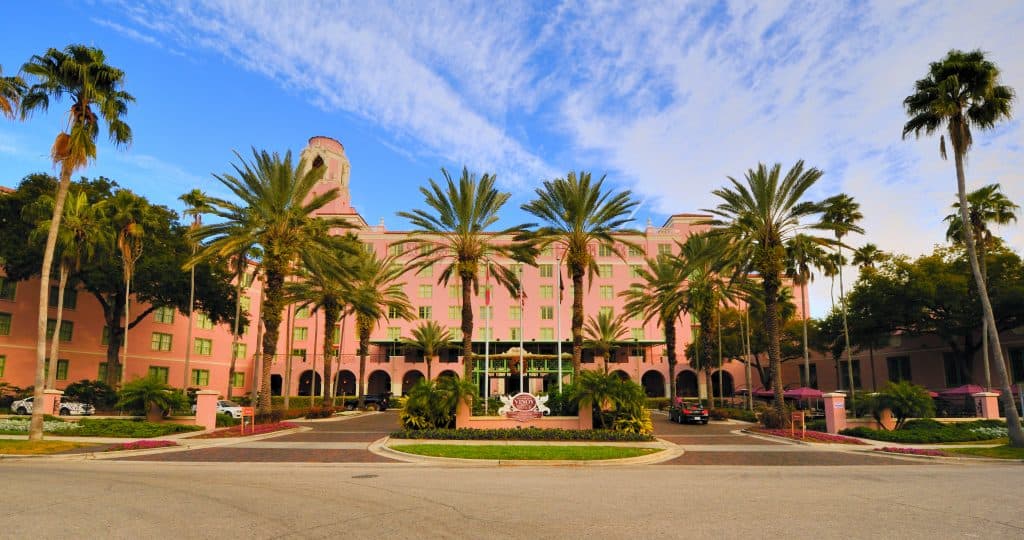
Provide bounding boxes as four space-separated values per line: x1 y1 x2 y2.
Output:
867 381 935 429
389 427 655 441
645 397 670 411
402 377 478 429
709 407 758 423
216 413 239 427
255 410 284 424
106 440 178 452
116 377 189 420
759 404 795 429
75 419 202 438
304 406 336 419
841 419 1012 443
571 371 649 433
543 385 579 416
62 379 118 408
806 419 828 432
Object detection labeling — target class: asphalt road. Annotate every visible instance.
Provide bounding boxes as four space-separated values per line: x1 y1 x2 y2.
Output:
3 461 1021 538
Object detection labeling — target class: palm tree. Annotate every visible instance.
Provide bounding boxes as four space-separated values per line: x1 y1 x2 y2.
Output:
396 167 531 379
622 255 685 394
521 171 639 377
903 49 1023 447
188 149 349 413
20 44 133 441
402 321 452 380
0 64 25 119
178 189 210 390
851 243 886 273
822 194 865 406
944 183 1019 390
31 190 110 389
106 190 149 388
349 253 413 406
582 310 630 375
704 161 834 414
785 234 828 389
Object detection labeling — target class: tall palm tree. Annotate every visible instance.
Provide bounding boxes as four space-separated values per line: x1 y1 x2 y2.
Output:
704 161 834 414
20 44 133 441
904 49 1022 447
402 320 452 380
822 194 865 406
851 243 886 273
31 190 111 389
521 171 639 377
178 189 211 390
582 310 630 375
785 234 828 388
0 64 25 119
107 190 149 387
349 253 413 406
622 255 685 394
944 183 1019 389
187 149 349 413
396 167 531 379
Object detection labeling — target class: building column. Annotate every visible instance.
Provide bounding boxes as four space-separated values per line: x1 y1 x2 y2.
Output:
972 392 1000 419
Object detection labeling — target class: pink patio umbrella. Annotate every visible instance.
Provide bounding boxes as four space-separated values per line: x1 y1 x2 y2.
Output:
784 387 823 400
937 384 999 398
752 388 775 398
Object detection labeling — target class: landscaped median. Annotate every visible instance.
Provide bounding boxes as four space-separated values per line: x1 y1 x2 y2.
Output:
0 440 99 455
0 417 202 438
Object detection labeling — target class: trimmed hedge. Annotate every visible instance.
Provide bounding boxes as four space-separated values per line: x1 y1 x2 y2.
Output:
709 407 758 423
390 427 655 442
841 419 1011 443
74 419 203 438
646 398 670 411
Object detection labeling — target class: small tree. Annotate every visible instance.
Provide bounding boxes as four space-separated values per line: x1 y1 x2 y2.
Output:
874 381 935 430
63 379 117 408
116 376 189 422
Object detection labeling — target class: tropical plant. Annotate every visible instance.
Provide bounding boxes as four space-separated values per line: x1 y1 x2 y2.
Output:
107 189 150 386
902 48 1022 447
19 44 133 440
521 171 639 377
178 190 211 390
400 376 477 429
703 161 835 414
402 320 452 380
622 255 685 394
396 167 531 378
0 64 25 119
582 310 630 375
822 193 865 407
851 243 886 272
784 234 827 389
115 376 189 422
871 381 935 430
187 149 349 413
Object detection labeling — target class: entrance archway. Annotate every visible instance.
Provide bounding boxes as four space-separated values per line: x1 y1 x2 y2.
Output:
710 370 734 397
298 370 322 396
334 370 356 396
641 370 666 397
610 370 630 381
367 370 391 396
270 374 283 396
676 371 698 397
436 370 459 380
402 370 424 394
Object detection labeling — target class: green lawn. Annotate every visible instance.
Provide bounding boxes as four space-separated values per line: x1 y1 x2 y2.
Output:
390 444 660 461
0 440 97 455
944 445 1024 460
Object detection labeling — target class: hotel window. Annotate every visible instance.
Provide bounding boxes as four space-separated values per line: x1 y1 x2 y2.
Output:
232 343 247 360
802 364 818 389
242 272 254 288
0 355 4 378
628 246 644 257
599 306 614 318
191 369 210 386
540 245 553 257
48 286 77 309
419 285 433 298
510 327 521 341
154 306 175 324
942 353 967 387
539 327 554 340
540 306 554 320
598 264 613 278
55 359 69 381
421 245 432 256
450 328 463 341
151 332 173 351
239 296 251 312
887 356 912 382
293 327 308 341
196 313 214 330
658 243 672 255
539 264 553 277
1010 349 1024 383
363 243 375 254
598 244 614 257
419 306 433 320
479 306 492 320
539 285 554 299
295 306 311 319
449 306 461 320
477 284 493 298
388 306 402 318
449 285 460 299
418 264 434 278
510 263 523 278
148 366 170 383
388 244 404 257
291 348 307 362
630 264 644 278
509 306 521 321
331 326 340 345
193 338 213 356
599 286 614 300
477 327 493 341
46 319 74 342
839 360 861 389
231 372 245 388
387 327 402 340
631 328 644 341
0 278 16 301
98 362 122 381
0 312 10 335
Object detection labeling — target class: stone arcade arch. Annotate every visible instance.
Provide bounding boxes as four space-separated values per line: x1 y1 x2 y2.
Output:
298 370 322 396
710 370 734 397
641 370 666 398
402 370 425 394
334 370 356 396
676 371 699 397
367 370 391 396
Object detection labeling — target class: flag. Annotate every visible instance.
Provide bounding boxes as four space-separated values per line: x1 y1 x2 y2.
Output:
484 264 491 306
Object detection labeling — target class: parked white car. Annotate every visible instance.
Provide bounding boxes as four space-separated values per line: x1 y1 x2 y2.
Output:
190 400 244 419
11 396 95 416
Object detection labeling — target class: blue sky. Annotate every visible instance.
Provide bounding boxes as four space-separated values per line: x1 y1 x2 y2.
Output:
1 1 1022 316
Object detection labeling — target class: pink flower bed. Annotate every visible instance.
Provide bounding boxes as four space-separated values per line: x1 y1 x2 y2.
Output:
106 440 178 452
753 428 868 445
874 447 947 457
192 422 297 439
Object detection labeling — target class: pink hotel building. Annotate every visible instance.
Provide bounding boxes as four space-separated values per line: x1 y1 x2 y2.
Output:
1 136 818 400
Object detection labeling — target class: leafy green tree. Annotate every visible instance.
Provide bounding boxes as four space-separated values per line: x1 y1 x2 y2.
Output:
19 44 133 440
521 171 638 377
785 233 828 388
62 379 117 408
402 320 452 380
187 149 348 413
0 64 25 119
108 189 149 385
582 310 630 375
822 194 865 406
116 376 189 422
704 162 835 413
872 381 936 430
396 167 531 378
903 48 1022 447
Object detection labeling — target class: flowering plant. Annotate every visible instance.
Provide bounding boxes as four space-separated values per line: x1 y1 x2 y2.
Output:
192 422 297 439
752 428 868 445
106 440 178 451
874 447 946 457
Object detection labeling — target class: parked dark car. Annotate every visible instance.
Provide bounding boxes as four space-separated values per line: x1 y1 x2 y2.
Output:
668 400 708 424
341 393 390 411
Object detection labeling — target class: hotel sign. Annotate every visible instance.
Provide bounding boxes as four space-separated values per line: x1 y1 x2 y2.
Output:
498 392 551 422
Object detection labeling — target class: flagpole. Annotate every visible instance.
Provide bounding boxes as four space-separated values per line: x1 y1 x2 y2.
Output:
484 263 491 414
556 250 562 393
519 285 524 393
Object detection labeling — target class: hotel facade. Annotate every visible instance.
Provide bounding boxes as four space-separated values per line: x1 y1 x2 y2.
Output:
2 136 1022 401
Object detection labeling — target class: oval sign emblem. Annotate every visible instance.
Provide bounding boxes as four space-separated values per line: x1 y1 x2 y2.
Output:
512 393 536 411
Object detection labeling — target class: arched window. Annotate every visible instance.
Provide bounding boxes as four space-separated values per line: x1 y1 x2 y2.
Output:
312 155 324 168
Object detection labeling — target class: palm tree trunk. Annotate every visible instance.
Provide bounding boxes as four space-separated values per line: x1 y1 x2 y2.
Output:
284 305 294 410
801 283 809 387
121 274 131 386
979 242 990 389
952 146 1024 447
762 274 785 414
461 272 474 379
30 170 72 440
838 243 855 410
46 264 69 389
258 266 286 414
571 268 584 376
700 311 715 410
357 322 370 408
321 304 340 409
665 316 677 399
